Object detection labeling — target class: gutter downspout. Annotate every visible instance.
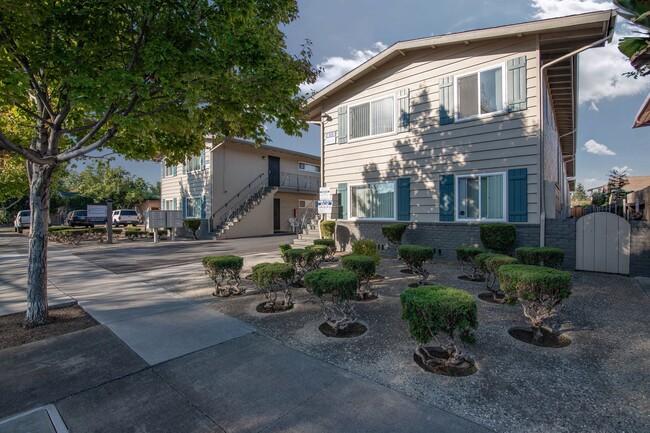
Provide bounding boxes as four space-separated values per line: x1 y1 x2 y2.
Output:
306 118 324 236
538 35 610 246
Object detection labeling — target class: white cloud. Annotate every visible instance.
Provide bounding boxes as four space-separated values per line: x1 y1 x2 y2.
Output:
301 42 388 94
611 165 633 173
583 139 616 155
531 0 650 105
583 177 604 189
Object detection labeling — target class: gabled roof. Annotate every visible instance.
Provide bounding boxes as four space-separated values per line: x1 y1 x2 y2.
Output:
207 137 320 162
633 92 650 128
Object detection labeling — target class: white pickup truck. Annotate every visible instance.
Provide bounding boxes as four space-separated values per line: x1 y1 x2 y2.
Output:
111 209 140 227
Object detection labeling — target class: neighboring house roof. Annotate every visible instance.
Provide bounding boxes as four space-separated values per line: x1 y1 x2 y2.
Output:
633 92 650 128
589 176 650 193
306 10 616 180
208 137 320 163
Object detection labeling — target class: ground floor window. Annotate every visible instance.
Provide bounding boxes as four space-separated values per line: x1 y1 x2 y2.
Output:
350 182 395 219
456 173 505 220
186 197 201 218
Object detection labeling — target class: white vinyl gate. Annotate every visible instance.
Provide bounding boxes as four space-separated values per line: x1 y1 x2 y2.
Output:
575 212 630 274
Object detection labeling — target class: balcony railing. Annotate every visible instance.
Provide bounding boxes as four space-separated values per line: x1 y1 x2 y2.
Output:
279 172 320 192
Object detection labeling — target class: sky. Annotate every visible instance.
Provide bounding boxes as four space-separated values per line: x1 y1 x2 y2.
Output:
112 0 650 191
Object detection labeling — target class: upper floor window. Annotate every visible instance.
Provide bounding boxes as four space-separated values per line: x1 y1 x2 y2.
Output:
456 66 504 120
349 96 394 140
299 162 320 173
164 163 176 177
188 152 202 172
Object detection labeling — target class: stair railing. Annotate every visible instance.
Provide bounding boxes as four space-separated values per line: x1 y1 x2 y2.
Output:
214 180 273 235
210 173 267 231
297 197 319 234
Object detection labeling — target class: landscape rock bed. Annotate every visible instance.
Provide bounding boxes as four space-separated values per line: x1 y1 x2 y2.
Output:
153 254 650 433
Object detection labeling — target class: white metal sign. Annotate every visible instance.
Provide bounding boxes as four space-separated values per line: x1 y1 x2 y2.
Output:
324 131 336 145
87 204 107 222
318 200 333 214
319 187 332 201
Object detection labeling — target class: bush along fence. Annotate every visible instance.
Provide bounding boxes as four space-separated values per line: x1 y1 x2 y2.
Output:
341 253 377 300
202 255 244 297
252 262 295 312
304 268 362 337
479 223 516 254
320 220 336 240
475 253 518 303
351 239 381 266
455 246 485 281
400 285 478 375
381 223 408 247
515 247 564 269
398 244 434 286
499 264 572 345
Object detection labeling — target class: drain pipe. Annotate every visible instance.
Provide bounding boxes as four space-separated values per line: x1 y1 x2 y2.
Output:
538 35 611 246
307 118 325 236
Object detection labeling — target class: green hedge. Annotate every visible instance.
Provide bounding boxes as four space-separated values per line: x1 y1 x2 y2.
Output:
515 247 564 269
398 244 434 266
351 239 380 266
313 239 336 259
320 220 336 239
278 244 292 261
284 248 317 282
498 264 572 304
183 219 201 239
479 223 516 254
455 246 483 262
341 254 376 283
381 223 408 245
202 255 244 274
48 225 69 233
251 262 295 288
401 285 477 345
306 244 329 266
304 268 358 302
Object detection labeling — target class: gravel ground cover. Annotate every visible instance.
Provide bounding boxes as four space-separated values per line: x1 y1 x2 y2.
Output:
152 253 650 433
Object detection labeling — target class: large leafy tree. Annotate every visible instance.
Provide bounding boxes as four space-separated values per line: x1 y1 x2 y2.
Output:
0 0 317 326
67 160 156 208
614 0 650 77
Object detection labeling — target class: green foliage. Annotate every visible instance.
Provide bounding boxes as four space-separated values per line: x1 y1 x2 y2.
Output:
313 238 336 259
614 0 650 77
480 254 518 275
320 220 336 239
284 248 317 282
398 244 434 267
183 219 201 239
48 225 69 233
591 192 608 206
0 151 28 201
341 254 376 282
304 268 358 302
202 255 244 296
479 223 516 254
515 247 564 269
381 223 408 245
306 244 329 264
202 255 244 274
278 244 293 261
351 239 381 266
499 265 572 303
455 246 483 262
607 168 630 201
251 262 294 289
400 285 478 345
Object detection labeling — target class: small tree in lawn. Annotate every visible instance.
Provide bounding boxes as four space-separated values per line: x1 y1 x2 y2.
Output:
401 285 477 371
304 268 359 335
202 255 244 297
499 264 572 343
0 1 317 326
319 220 336 239
313 239 336 261
306 244 328 269
455 246 484 281
341 254 376 300
475 253 518 302
284 248 317 284
398 245 434 286
252 262 295 311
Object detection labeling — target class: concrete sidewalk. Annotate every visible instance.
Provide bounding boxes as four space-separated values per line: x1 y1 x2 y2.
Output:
0 245 495 433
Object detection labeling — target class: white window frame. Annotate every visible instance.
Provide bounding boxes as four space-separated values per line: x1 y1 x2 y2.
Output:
298 161 320 173
455 172 507 222
348 181 397 221
454 64 507 122
186 197 201 218
348 94 396 142
298 200 308 208
164 163 175 177
163 199 174 211
187 152 202 173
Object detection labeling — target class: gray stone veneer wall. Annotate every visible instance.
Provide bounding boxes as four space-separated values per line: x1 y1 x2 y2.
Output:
334 219 649 276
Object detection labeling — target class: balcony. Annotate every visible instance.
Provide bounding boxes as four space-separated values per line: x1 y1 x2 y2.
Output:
278 172 320 192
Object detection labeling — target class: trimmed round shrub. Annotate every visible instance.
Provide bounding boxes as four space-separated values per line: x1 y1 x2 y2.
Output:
455 246 484 280
400 285 477 367
351 239 380 266
252 262 295 310
320 220 336 239
305 268 359 332
183 219 201 239
381 223 408 246
341 253 376 298
479 223 516 254
278 244 292 261
398 244 434 285
515 247 565 269
48 225 69 233
475 252 518 296
498 264 572 342
313 239 336 259
203 255 244 296
306 244 329 267
125 228 143 241
284 248 317 282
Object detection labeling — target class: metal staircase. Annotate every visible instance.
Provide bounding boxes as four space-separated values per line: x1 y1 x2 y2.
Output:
292 198 322 247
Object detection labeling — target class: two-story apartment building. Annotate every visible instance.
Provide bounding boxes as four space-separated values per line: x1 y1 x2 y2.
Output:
306 11 616 257
160 137 320 238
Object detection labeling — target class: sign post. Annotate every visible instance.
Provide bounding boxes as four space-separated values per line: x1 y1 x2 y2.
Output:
318 187 333 215
106 200 113 244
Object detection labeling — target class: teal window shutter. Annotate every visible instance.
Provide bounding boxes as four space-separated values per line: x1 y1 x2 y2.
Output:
182 197 187 218
397 177 411 221
338 106 348 144
397 89 410 132
439 76 454 125
182 160 187 175
338 183 348 219
439 174 455 221
172 164 177 176
200 195 206 219
508 168 528 222
173 198 177 211
507 56 527 112
200 149 206 171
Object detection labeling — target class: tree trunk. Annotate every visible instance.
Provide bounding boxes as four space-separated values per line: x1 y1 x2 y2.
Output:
23 163 55 327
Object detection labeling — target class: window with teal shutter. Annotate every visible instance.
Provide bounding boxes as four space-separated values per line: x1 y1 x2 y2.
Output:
172 164 177 176
439 77 454 125
397 89 410 132
507 56 527 112
508 168 527 222
338 106 347 144
200 195 206 219
182 197 187 218
200 149 206 171
439 174 455 221
397 177 410 221
338 183 347 219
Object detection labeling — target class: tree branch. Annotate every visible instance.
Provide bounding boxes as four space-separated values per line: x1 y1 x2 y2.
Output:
58 126 119 162
12 102 55 127
66 106 117 153
0 130 54 165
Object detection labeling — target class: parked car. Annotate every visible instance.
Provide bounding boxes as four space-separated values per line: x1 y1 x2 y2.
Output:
14 210 30 233
65 210 95 228
112 209 139 227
